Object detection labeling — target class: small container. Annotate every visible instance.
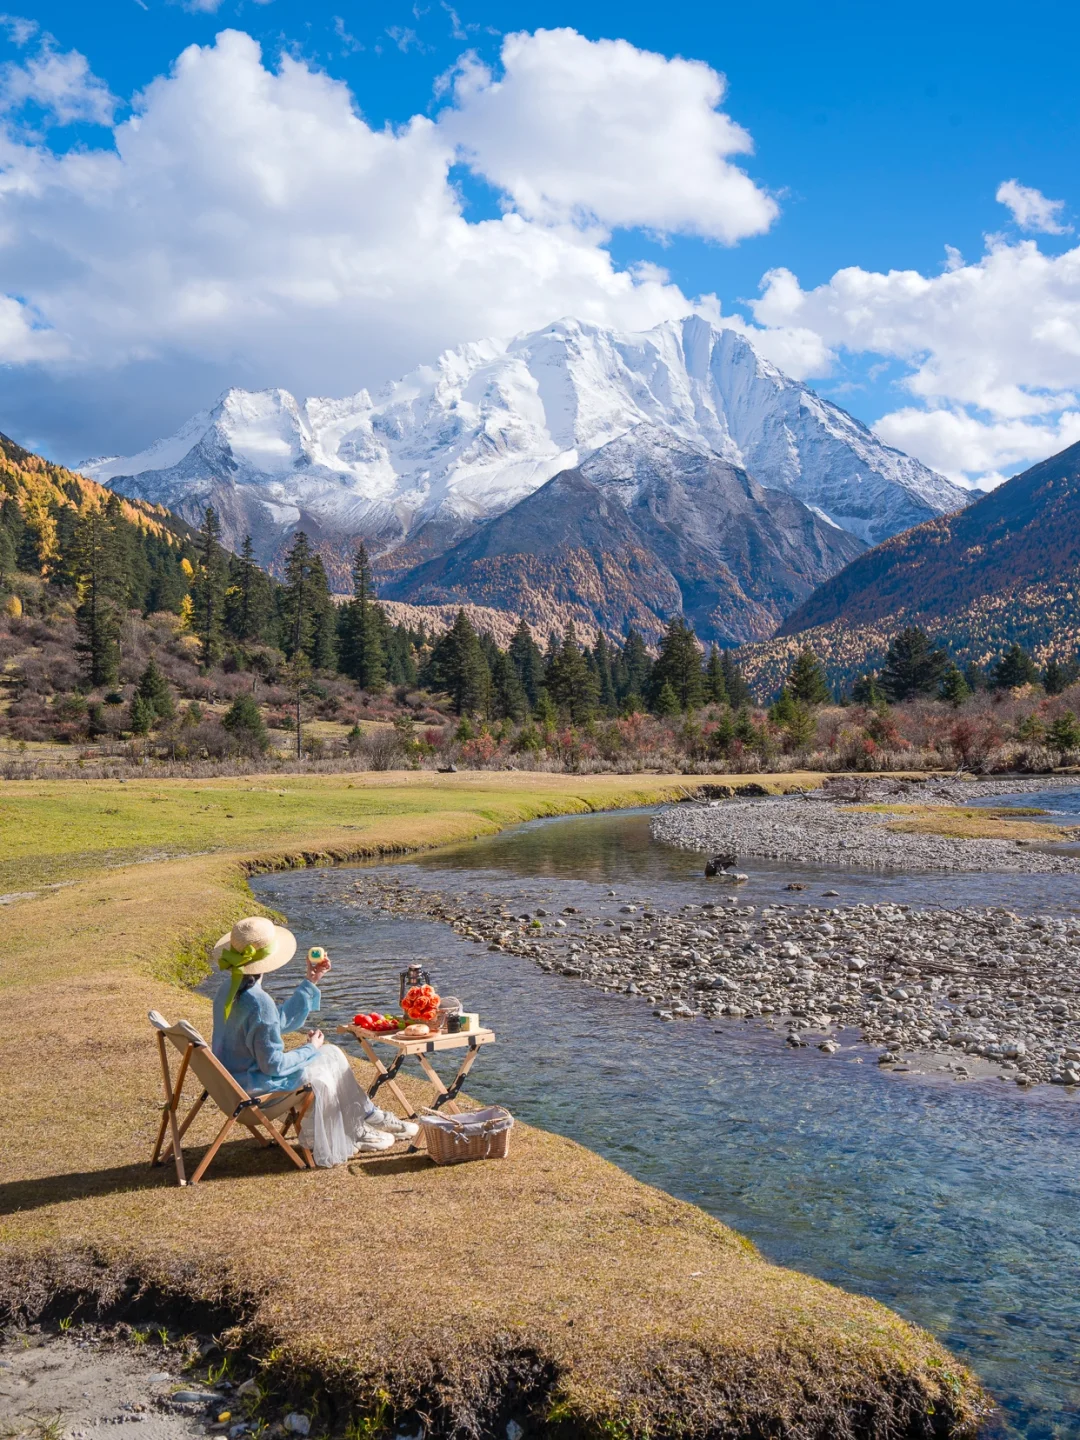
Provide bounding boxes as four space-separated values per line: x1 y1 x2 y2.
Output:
446 1013 466 1034
459 1012 480 1033
436 996 463 1033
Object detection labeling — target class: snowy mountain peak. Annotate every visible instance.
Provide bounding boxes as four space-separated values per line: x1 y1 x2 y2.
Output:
82 316 967 574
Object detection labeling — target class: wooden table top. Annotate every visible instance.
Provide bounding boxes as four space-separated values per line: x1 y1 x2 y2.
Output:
337 1023 495 1055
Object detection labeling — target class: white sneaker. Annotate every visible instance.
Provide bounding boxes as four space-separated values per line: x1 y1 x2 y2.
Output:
354 1125 396 1153
368 1107 420 1140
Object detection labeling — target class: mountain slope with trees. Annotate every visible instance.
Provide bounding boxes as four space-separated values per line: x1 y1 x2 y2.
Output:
778 439 1080 635
730 440 1080 697
384 430 864 645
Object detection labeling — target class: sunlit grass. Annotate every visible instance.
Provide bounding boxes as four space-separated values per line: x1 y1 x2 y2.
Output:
0 768 985 1437
853 802 1076 842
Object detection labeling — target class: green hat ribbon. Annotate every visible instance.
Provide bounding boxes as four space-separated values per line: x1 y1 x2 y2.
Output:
219 942 272 1019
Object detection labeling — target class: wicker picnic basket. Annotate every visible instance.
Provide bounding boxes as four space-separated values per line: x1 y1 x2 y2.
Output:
419 1105 513 1165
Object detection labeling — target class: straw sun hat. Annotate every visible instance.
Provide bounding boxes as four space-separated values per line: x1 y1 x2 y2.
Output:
213 915 297 1017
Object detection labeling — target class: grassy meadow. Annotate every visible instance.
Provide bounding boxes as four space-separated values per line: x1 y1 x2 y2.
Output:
0 768 985 1438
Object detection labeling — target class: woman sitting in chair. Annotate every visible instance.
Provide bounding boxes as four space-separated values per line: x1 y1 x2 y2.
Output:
211 916 418 1166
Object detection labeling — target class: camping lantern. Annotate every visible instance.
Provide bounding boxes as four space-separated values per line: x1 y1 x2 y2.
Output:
399 963 432 1003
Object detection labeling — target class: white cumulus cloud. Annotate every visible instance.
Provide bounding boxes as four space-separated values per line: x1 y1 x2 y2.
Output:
872 406 1080 487
0 31 117 126
750 233 1080 485
443 28 777 243
0 26 772 460
996 178 1070 235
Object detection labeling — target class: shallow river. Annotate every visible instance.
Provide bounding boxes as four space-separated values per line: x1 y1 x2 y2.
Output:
250 805 1080 1440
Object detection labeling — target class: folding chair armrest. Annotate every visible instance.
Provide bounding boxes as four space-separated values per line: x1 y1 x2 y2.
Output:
250 1083 313 1105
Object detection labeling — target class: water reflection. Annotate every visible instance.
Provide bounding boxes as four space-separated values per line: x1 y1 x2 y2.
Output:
417 805 1080 914
248 803 1080 1439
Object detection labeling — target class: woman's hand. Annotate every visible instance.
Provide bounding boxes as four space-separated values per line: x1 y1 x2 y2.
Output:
306 954 332 984
307 1028 325 1049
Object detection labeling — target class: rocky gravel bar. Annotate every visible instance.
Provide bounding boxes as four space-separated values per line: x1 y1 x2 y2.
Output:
651 779 1080 875
351 864 1080 1089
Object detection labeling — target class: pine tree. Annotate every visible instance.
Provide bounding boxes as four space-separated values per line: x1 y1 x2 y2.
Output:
963 661 986 693
787 647 831 705
0 499 26 584
339 541 386 691
546 621 599 722
129 692 155 735
939 664 971 707
1047 711 1080 762
653 682 680 718
992 643 1038 690
533 688 557 727
222 692 270 753
105 494 150 609
382 616 417 686
785 702 816 751
649 616 704 713
704 645 728 705
308 555 337 671
225 535 274 643
880 627 949 700
146 549 189 616
617 627 652 709
490 648 527 720
285 652 312 760
852 673 887 707
423 610 490 715
280 531 317 661
73 505 124 687
191 507 227 668
0 521 17 589
1044 658 1080 696
710 707 735 758
733 706 756 745
508 618 544 706
137 657 175 720
768 687 797 725
720 650 752 708
591 632 617 715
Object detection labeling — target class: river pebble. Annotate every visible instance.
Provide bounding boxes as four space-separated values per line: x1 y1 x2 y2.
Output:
348 828 1080 1089
651 780 1080 876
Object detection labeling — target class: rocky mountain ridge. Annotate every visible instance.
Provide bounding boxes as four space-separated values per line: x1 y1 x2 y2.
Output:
83 316 966 583
385 427 865 644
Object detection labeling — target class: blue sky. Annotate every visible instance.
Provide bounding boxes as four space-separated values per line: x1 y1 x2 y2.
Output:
2 0 1078 482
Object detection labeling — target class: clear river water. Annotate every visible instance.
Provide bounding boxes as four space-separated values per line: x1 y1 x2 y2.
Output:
249 800 1080 1440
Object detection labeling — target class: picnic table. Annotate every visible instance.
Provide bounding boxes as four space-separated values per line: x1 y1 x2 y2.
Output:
336 1022 495 1119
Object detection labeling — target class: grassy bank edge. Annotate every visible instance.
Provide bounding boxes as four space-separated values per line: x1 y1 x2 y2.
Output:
0 770 988 1439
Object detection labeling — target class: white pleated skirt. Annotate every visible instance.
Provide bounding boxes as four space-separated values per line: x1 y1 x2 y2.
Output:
298 1044 374 1167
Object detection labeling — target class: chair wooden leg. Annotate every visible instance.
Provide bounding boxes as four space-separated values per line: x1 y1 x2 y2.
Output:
190 1114 236 1185
154 1034 188 1186
294 1091 315 1167
151 1103 171 1168
251 1107 309 1170
159 1090 208 1165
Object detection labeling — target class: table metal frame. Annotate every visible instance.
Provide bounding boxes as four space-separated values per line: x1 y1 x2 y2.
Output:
337 1024 495 1120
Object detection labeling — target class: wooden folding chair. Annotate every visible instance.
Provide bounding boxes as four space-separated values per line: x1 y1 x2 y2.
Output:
148 1010 315 1186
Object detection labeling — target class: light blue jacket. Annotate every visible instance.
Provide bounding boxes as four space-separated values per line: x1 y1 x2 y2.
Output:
211 975 320 1094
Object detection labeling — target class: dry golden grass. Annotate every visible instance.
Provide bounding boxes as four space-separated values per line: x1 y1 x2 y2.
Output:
854 802 1075 843
0 770 985 1438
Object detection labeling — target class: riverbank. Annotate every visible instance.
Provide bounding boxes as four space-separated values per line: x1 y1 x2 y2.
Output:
652 776 1080 874
357 867 1080 1087
0 769 984 1440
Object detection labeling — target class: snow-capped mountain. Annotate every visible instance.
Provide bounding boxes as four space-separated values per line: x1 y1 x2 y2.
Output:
385 426 867 645
83 317 966 583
